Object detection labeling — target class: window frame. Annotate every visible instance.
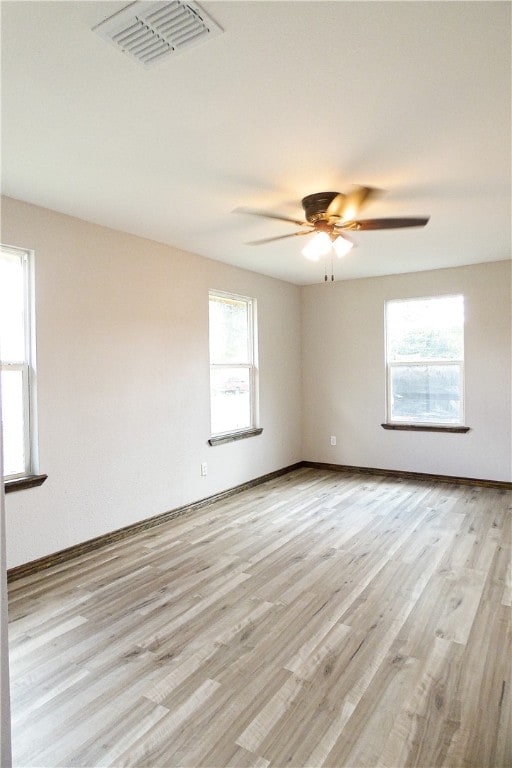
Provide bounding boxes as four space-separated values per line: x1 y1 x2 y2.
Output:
1 244 39 481
208 289 259 440
384 294 465 428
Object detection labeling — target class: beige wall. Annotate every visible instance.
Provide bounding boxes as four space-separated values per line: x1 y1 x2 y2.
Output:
2 197 303 569
3 196 511 569
301 261 511 481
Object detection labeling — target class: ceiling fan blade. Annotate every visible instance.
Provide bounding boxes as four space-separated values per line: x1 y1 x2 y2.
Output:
245 229 314 246
348 216 430 230
326 186 381 220
324 193 347 219
344 185 381 217
233 207 308 227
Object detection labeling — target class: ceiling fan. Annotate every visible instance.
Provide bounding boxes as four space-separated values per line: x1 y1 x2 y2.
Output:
234 186 430 272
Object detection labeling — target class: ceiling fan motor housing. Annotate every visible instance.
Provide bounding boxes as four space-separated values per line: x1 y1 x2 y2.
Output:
301 192 339 222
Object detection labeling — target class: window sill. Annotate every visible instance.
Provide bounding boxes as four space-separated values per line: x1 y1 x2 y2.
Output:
208 427 263 446
4 474 48 493
381 423 470 434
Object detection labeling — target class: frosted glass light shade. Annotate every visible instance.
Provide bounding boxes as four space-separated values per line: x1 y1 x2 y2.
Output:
302 232 332 261
332 235 353 258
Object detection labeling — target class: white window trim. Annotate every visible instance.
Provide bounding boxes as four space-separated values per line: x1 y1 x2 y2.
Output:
384 294 465 428
208 289 259 439
1 244 39 480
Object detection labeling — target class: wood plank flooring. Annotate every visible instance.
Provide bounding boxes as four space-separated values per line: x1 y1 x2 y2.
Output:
7 468 512 767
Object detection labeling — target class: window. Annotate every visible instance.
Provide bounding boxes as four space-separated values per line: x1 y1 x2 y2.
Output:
385 295 464 426
209 291 258 437
0 244 38 479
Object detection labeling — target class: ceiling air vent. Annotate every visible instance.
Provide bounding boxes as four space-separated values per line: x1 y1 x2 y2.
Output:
93 1 223 67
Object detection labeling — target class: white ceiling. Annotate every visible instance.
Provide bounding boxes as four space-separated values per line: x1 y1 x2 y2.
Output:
1 0 510 285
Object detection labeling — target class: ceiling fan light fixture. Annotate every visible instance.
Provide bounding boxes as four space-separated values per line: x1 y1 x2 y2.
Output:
332 235 353 259
302 231 332 261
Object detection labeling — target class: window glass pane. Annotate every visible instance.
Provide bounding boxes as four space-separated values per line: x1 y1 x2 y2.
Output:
209 295 249 364
1 368 26 476
0 249 26 361
210 367 251 434
390 364 462 424
387 295 464 361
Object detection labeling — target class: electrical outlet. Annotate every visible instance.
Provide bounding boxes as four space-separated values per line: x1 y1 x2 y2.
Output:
330 436 336 446
201 462 208 476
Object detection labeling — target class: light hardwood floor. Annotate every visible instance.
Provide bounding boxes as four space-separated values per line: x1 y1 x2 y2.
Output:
8 468 512 767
